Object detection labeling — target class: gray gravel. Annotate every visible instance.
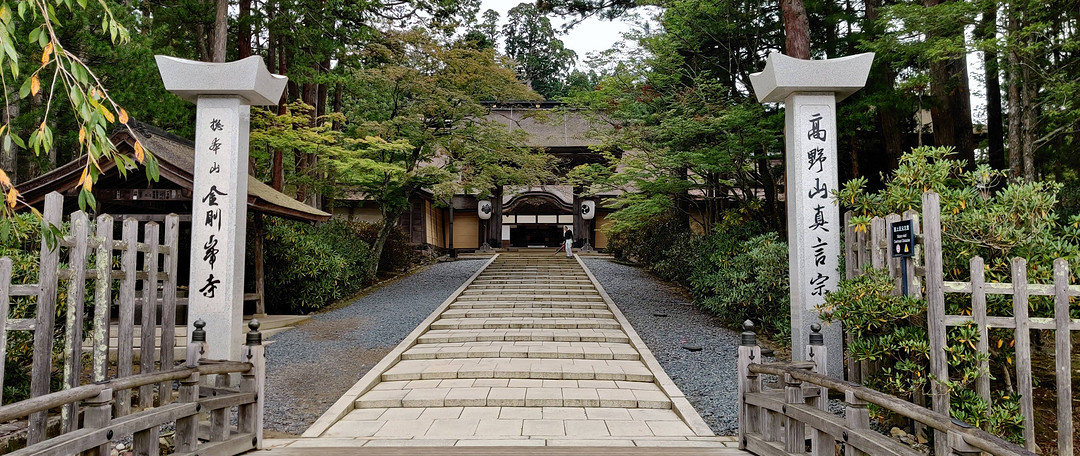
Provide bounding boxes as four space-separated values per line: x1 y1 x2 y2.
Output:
263 259 485 435
583 258 741 435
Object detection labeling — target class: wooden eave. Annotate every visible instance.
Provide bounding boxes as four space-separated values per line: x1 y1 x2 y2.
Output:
17 120 330 223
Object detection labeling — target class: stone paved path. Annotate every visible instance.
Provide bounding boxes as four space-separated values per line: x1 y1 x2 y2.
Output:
262 252 745 451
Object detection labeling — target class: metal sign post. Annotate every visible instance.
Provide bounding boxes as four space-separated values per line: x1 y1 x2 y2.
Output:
891 219 914 296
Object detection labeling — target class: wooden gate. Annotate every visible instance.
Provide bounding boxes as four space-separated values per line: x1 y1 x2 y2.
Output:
0 191 265 455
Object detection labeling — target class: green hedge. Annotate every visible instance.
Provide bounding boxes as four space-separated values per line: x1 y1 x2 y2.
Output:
262 219 378 313
606 213 790 341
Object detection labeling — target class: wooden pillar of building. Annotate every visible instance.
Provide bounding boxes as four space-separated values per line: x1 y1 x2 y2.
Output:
572 187 585 246
252 213 266 316
486 186 504 248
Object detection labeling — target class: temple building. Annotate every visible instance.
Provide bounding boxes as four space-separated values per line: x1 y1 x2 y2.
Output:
332 101 621 251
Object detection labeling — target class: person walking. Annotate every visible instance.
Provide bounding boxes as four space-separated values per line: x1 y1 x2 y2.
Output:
563 226 574 258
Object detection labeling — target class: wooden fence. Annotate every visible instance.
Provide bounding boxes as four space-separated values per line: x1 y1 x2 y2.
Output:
845 191 1078 455
737 321 1034 456
0 191 266 455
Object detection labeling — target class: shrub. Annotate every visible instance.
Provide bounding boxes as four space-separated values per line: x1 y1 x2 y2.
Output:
690 232 790 341
350 221 416 274
1 214 68 403
262 219 378 313
821 268 1023 442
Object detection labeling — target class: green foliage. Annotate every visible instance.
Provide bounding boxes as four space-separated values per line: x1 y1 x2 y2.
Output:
606 209 790 339
502 2 577 99
829 146 1065 443
262 218 377 313
350 220 416 274
820 268 929 401
822 269 1023 443
836 146 1080 316
562 0 786 235
691 232 790 341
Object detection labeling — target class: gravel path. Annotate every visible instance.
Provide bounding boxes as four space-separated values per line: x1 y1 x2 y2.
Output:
584 258 741 435
263 259 486 436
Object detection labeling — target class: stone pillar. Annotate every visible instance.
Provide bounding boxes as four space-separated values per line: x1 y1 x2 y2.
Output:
750 52 873 378
156 56 287 362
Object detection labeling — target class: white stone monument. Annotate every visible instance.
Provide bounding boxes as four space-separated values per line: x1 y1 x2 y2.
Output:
156 55 287 362
750 52 873 378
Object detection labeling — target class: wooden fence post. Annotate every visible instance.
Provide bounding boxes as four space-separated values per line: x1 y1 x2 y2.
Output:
175 320 207 453
61 211 89 433
1053 258 1072 455
921 191 950 456
27 192 63 444
806 324 832 456
83 388 114 456
737 320 762 450
1011 257 1035 451
902 210 922 300
158 214 180 406
971 256 991 420
139 222 160 408
784 372 805 454
92 214 114 384
115 217 139 418
870 216 886 271
844 390 870 456
0 257 11 406
885 213 901 286
240 320 266 448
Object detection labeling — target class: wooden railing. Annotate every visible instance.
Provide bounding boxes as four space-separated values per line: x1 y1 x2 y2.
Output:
0 320 266 455
737 321 1033 456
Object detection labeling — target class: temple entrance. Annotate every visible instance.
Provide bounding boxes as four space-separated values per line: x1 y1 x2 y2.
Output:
509 224 563 247
502 190 576 248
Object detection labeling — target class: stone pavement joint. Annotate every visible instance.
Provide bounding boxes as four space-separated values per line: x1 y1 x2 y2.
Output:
297 252 740 450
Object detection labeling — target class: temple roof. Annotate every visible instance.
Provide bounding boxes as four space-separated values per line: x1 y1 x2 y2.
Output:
17 120 331 222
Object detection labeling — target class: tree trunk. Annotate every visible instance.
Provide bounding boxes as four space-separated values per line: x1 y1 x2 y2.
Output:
333 82 344 130
1021 64 1036 181
372 207 405 275
271 149 284 191
1006 4 1023 179
866 0 904 172
781 0 811 59
238 0 252 59
979 2 1006 172
925 0 976 168
212 0 227 62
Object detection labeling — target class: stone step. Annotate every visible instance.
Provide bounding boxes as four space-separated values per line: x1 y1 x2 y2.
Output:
380 358 655 383
448 301 608 310
461 289 599 296
470 280 594 285
357 380 669 409
439 309 613 320
402 342 640 361
430 317 620 331
454 294 604 302
417 328 630 344
466 284 595 290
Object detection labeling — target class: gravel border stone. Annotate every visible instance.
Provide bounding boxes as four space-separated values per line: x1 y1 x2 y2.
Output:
263 259 485 435
583 258 741 435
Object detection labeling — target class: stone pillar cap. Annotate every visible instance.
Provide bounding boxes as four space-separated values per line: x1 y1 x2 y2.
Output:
155 55 287 106
749 52 874 103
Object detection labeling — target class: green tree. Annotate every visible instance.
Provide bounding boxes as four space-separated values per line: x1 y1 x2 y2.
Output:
565 0 784 235
336 28 554 269
502 2 577 99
